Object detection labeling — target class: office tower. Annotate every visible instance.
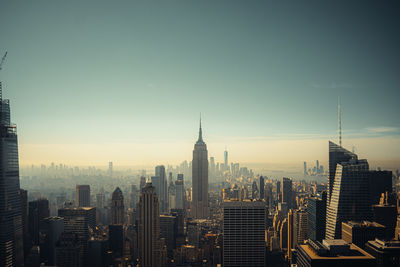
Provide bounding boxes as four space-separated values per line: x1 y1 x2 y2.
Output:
288 209 295 259
327 141 357 206
155 165 167 213
40 216 64 265
171 209 185 248
111 187 124 225
296 239 376 267
304 162 307 175
282 177 293 209
75 185 90 207
108 161 113 176
259 176 265 200
224 148 228 170
223 200 266 267
28 198 50 245
138 182 160 267
295 209 308 246
168 178 175 211
308 192 327 241
341 221 385 249
58 207 96 265
109 224 123 258
159 215 176 257
316 160 319 173
326 142 373 239
175 174 185 209
191 118 209 218
373 193 397 239
276 181 281 202
0 83 24 267
365 239 400 267
55 232 81 267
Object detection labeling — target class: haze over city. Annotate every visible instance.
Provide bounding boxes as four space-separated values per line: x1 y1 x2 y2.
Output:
0 1 399 171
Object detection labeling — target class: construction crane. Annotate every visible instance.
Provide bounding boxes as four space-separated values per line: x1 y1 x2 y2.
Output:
0 51 7 71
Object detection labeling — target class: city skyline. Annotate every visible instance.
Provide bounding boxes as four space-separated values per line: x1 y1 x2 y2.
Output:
0 1 399 170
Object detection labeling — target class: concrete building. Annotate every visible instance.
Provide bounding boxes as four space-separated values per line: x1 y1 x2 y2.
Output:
223 200 266 267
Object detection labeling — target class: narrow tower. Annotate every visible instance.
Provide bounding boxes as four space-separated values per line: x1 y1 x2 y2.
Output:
191 117 209 218
338 96 342 147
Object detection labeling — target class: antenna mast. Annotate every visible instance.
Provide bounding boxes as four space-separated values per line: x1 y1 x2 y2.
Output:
0 51 7 101
338 96 342 147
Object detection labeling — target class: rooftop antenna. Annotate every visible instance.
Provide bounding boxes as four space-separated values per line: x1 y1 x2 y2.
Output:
338 96 342 147
0 51 7 100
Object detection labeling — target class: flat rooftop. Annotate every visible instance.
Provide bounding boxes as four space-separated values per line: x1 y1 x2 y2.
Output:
300 243 375 260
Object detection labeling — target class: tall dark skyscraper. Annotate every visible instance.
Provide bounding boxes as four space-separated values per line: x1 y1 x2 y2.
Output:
155 165 167 213
326 142 373 239
191 118 209 218
259 176 265 200
0 82 24 266
75 185 90 207
111 187 124 225
307 191 326 242
282 177 293 209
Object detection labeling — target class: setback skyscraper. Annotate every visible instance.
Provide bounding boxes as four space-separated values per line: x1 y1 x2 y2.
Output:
0 82 24 266
111 187 124 225
191 118 209 218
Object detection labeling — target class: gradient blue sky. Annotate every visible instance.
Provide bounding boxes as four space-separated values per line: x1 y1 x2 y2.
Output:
1 1 399 169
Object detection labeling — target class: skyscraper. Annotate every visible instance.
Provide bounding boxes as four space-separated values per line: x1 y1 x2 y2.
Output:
224 148 228 171
191 118 209 218
326 142 373 239
223 200 266 267
111 187 124 225
175 174 185 210
0 83 24 267
75 185 90 207
308 192 327 241
155 165 167 213
282 177 293 209
28 198 50 245
259 176 265 200
138 182 160 267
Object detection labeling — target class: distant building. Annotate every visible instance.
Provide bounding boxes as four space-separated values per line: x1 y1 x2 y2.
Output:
364 239 400 267
373 192 397 240
259 176 265 200
296 239 376 267
159 215 176 257
111 187 124 225
155 165 167 213
308 192 327 241
175 174 185 210
75 185 90 207
55 232 81 267
342 221 385 249
223 200 266 267
191 119 209 219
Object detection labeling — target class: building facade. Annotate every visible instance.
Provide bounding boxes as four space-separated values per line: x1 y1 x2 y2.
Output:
111 187 124 225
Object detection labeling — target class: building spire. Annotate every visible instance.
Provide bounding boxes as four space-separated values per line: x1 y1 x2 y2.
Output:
198 113 203 142
338 96 342 147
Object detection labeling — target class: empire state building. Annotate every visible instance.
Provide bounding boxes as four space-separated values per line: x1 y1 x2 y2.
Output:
191 118 209 219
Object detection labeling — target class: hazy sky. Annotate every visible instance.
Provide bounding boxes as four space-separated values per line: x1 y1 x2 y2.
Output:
1 1 399 170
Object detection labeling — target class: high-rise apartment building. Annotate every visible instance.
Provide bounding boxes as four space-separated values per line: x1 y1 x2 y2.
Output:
191 119 209 218
138 182 161 267
76 185 90 207
111 187 124 225
0 83 24 266
223 200 266 267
